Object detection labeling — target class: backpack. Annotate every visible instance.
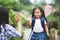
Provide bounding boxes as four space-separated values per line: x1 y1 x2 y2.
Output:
32 17 46 32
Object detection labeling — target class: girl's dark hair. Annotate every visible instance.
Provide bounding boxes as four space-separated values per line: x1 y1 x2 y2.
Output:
0 7 9 25
32 7 47 22
0 7 9 33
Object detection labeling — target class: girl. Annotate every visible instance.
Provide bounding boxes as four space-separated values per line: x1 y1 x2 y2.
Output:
0 7 22 40
27 7 49 40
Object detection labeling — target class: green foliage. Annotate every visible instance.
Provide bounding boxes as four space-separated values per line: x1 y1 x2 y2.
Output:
9 9 27 27
20 0 31 5
0 0 21 10
21 17 27 26
47 11 60 35
9 9 17 27
55 0 60 5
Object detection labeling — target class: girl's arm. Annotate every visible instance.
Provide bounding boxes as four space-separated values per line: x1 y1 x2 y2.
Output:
17 21 22 33
15 13 22 33
27 15 32 26
45 24 49 37
44 20 49 37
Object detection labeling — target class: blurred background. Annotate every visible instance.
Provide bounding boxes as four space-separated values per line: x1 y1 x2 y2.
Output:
0 0 60 40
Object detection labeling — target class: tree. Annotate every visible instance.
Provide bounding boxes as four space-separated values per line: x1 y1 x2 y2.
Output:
55 0 60 5
0 0 21 11
20 0 31 5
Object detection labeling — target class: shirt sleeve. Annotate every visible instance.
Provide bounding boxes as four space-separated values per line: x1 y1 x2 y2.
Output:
6 24 22 38
44 20 47 24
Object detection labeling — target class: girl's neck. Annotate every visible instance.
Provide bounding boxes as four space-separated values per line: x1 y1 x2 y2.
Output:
35 16 41 19
36 17 40 19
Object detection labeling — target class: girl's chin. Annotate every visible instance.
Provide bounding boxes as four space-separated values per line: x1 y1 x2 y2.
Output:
35 16 40 18
35 17 40 19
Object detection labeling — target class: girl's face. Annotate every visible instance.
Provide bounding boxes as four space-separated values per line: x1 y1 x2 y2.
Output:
34 9 42 19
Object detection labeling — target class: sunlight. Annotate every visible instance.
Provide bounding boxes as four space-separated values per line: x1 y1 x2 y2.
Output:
29 0 40 4
29 0 55 4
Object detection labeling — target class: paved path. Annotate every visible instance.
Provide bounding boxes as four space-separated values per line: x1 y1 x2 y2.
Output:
24 28 31 40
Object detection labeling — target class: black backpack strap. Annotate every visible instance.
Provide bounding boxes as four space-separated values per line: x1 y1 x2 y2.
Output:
32 17 35 31
40 17 46 33
40 17 44 29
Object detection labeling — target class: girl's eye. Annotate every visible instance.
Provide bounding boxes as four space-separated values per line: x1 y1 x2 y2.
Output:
35 12 39 13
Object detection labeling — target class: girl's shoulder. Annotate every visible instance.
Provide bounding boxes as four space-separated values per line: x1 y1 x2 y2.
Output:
5 24 15 30
40 17 45 19
5 24 12 27
32 17 45 21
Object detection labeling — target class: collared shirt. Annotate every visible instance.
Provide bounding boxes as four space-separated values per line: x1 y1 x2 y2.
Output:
0 24 22 40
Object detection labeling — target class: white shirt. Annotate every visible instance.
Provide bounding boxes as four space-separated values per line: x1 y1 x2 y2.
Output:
33 19 47 33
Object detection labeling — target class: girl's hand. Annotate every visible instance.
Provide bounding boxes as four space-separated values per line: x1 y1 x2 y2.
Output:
27 15 32 26
45 24 50 37
47 33 49 37
15 13 22 22
28 15 32 20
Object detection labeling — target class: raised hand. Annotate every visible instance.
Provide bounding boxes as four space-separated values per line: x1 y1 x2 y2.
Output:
15 13 22 22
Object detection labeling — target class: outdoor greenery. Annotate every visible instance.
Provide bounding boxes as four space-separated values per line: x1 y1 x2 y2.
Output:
47 11 60 34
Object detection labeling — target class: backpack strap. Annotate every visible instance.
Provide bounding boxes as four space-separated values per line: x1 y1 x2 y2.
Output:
40 17 46 32
32 17 35 30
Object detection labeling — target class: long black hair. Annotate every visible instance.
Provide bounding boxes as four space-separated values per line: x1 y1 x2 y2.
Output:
0 7 9 33
32 7 47 22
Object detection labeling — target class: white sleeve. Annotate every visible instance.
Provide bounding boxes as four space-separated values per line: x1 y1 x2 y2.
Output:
44 20 47 24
